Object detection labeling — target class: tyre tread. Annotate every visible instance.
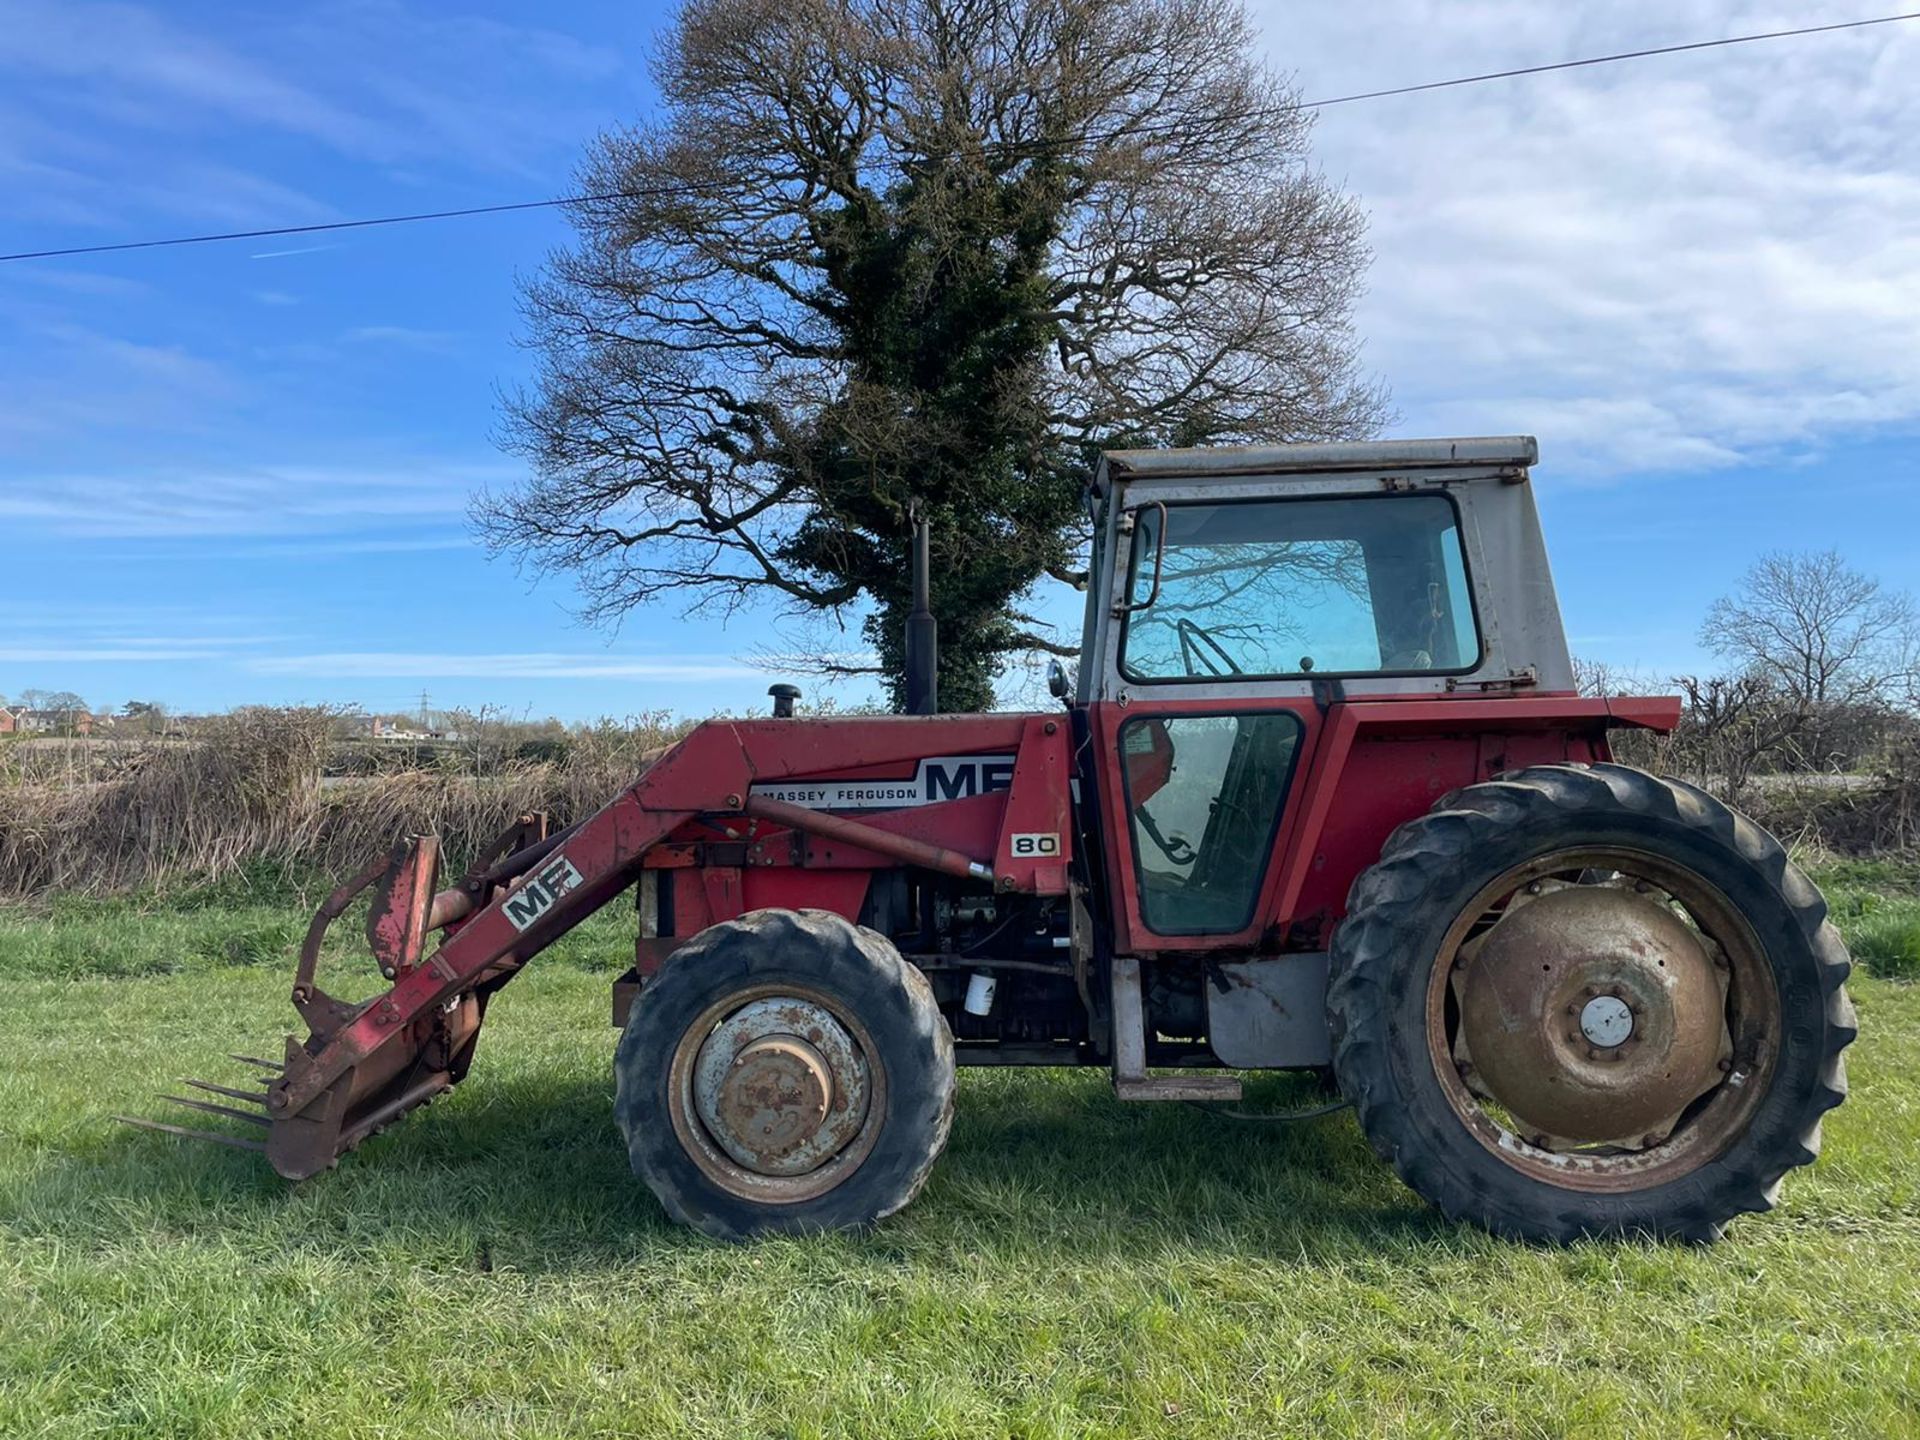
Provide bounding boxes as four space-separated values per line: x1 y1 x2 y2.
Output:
1328 763 1853 1242
613 907 955 1241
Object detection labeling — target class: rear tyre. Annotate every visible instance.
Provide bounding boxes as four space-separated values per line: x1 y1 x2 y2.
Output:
614 908 955 1241
1328 763 1855 1242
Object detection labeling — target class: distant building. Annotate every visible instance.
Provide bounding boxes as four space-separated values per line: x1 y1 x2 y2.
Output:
370 718 436 742
5 708 94 736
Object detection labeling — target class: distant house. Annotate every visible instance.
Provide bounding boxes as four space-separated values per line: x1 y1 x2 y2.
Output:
8 709 94 737
370 718 435 742
0 707 15 735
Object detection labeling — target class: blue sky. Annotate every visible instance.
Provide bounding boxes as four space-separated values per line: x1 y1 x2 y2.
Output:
3 1 1918 721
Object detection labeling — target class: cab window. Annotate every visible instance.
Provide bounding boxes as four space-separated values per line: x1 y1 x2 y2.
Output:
1119 494 1479 681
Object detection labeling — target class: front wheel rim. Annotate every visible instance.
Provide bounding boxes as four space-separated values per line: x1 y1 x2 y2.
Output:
667 982 888 1204
1425 846 1781 1194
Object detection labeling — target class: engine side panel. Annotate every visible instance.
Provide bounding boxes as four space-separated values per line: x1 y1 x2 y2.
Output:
627 712 1072 973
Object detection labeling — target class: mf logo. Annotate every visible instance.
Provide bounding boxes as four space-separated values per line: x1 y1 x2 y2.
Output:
924 756 1016 802
503 855 586 933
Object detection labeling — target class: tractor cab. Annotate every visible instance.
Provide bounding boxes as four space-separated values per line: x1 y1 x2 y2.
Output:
1075 436 1573 703
1065 438 1587 959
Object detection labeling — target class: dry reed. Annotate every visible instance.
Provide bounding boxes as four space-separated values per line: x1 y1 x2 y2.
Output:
0 708 691 899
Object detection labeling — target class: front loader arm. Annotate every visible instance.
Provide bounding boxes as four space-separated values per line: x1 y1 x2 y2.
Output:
127 714 1044 1178
260 781 697 1176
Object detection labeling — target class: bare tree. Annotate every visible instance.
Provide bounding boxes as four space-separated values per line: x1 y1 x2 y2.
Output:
1701 550 1915 770
1702 550 1913 711
1668 673 1803 797
479 0 1386 709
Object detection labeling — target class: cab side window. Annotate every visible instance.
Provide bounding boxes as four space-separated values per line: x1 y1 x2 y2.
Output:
1121 713 1303 935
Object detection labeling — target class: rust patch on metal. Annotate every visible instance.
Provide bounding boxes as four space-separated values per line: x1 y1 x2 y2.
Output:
1427 847 1777 1193
667 984 885 1205
1455 885 1726 1142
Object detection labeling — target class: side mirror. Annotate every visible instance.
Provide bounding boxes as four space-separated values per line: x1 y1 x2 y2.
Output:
1046 658 1072 702
1111 502 1167 615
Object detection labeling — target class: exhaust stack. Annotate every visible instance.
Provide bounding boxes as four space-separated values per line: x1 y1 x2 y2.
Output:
905 512 938 715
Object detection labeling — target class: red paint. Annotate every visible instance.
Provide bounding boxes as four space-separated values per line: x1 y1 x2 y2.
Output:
267 697 1678 1129
1087 694 1673 956
744 869 870 916
1089 696 1324 954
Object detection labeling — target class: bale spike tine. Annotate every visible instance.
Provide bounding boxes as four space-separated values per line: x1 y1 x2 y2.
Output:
181 1078 271 1105
229 1054 284 1072
158 1094 272 1128
112 1115 269 1153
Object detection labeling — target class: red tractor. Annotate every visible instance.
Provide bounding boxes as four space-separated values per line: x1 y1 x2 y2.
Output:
130 437 1855 1242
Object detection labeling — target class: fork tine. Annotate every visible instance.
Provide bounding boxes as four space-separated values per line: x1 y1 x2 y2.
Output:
182 1078 270 1105
158 1094 272 1128
113 1115 268 1153
229 1054 284 1072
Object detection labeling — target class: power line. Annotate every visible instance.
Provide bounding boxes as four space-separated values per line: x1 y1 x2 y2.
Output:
0 184 730 264
3 9 1915 266
1299 10 1920 108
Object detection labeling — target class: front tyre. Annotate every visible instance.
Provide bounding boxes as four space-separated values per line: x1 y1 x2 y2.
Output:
614 908 955 1241
1328 764 1855 1243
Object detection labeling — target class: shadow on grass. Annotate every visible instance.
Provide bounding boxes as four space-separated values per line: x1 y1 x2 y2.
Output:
10 1066 1454 1272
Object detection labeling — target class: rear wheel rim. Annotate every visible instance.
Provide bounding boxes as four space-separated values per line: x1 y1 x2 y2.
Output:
667 982 887 1204
1425 846 1781 1194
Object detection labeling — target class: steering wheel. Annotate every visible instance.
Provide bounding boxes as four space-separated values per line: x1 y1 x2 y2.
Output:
1135 809 1196 866
1175 618 1243 677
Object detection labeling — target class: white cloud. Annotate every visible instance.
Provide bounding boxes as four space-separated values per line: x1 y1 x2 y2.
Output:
344 325 462 353
0 321 239 442
0 601 272 634
1261 1 1920 476
0 461 515 538
131 161 337 228
249 652 760 681
2 266 149 298
0 0 624 179
0 0 380 151
0 647 222 662
0 610 281 662
211 536 476 557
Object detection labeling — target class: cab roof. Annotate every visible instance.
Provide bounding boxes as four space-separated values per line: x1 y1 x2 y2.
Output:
1100 435 1538 481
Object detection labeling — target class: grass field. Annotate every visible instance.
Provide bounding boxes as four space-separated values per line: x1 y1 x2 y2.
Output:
2 867 1918 1438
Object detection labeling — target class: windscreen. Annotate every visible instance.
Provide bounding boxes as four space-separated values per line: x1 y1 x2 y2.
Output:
1120 493 1479 681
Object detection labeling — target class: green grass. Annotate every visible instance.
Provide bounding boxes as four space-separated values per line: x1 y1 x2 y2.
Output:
2 872 1918 1438
1808 856 1920 981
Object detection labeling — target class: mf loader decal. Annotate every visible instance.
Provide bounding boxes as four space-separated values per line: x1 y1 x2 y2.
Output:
748 754 1017 811
503 854 587 932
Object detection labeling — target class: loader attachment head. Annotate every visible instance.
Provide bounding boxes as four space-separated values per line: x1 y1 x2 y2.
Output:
118 814 553 1176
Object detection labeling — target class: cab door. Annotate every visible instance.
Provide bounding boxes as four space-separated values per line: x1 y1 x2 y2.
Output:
1089 699 1319 953
1084 485 1482 954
